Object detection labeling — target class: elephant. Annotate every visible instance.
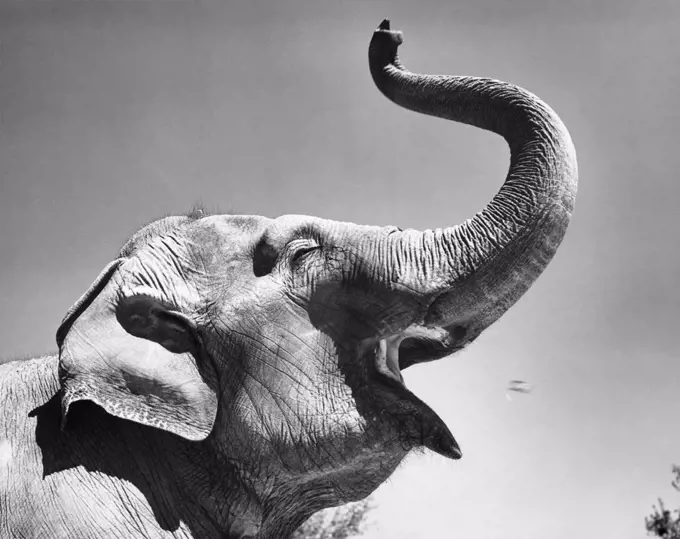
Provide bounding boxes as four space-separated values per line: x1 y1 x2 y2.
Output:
0 19 577 539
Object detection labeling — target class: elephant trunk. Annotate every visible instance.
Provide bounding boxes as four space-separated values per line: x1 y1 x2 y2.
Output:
367 20 578 338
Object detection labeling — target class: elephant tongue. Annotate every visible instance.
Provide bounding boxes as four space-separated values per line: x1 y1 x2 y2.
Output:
375 337 404 384
375 325 454 384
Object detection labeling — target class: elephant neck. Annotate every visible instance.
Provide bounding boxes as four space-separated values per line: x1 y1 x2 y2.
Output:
95 417 264 538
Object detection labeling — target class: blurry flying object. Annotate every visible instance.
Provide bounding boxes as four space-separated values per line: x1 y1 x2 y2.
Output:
506 380 533 401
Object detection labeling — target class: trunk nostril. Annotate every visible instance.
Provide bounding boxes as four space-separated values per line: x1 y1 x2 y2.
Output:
452 325 467 340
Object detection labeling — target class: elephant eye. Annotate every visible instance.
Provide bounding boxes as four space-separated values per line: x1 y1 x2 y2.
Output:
289 241 319 266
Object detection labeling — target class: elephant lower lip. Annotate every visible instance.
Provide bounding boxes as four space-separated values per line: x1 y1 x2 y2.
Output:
369 349 462 461
375 376 462 460
356 330 462 460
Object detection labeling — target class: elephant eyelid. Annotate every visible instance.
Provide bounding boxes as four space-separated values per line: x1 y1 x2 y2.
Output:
288 241 320 265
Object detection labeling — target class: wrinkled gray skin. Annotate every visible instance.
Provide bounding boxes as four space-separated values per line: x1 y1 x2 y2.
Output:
0 20 577 539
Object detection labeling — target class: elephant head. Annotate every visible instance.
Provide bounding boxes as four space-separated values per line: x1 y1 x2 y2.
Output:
55 20 577 537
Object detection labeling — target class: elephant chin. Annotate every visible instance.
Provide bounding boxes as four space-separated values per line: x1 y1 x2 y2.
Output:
362 325 464 460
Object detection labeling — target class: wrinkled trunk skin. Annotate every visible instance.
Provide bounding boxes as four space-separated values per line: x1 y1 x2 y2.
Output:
367 21 578 340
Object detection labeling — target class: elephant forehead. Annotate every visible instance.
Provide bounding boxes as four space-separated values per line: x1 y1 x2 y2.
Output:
192 213 388 246
199 214 273 235
182 214 393 272
265 215 392 247
190 214 320 252
271 214 385 232
186 215 272 253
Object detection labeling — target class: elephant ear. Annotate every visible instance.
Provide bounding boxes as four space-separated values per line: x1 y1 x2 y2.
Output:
57 258 218 441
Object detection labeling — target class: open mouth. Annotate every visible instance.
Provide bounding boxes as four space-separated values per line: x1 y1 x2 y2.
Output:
374 324 465 385
370 325 466 460
375 335 405 384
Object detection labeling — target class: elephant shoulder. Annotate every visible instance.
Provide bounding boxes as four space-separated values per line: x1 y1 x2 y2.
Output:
0 356 64 533
0 355 60 410
0 355 60 459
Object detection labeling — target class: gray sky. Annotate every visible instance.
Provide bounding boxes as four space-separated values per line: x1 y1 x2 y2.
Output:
1 1 679 538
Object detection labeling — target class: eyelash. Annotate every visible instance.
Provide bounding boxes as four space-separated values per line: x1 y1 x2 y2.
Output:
290 244 319 264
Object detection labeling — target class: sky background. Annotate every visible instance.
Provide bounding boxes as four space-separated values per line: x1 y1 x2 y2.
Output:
1 1 679 538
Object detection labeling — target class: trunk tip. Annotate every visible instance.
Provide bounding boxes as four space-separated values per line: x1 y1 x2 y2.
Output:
373 19 404 47
378 19 391 30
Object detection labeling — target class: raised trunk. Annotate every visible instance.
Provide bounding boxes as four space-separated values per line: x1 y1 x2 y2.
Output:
369 20 578 337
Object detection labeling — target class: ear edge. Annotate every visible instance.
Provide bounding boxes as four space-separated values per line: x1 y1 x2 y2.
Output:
61 378 217 442
56 259 124 349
